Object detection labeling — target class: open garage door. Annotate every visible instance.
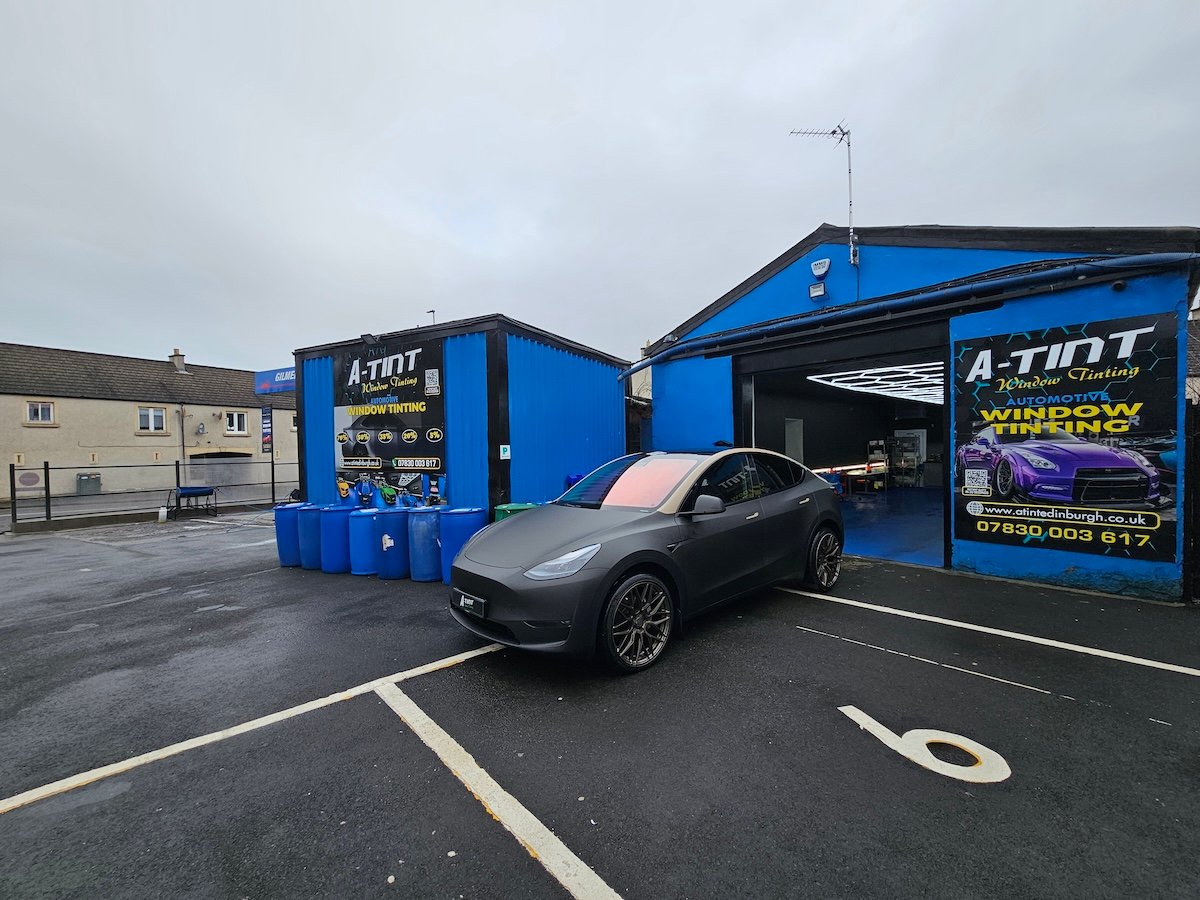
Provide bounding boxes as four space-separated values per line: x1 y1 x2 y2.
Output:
735 321 949 568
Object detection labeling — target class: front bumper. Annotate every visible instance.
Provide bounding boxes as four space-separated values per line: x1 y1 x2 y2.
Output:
1018 471 1160 507
448 556 610 657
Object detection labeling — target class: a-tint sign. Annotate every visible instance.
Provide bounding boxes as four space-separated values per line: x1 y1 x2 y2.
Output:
255 367 296 394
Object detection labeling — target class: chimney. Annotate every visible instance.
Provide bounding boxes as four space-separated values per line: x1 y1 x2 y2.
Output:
169 348 187 373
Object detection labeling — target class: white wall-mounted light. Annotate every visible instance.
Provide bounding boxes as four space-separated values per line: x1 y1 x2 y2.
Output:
809 282 826 300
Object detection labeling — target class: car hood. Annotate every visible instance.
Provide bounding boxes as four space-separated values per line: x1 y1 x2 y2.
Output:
462 504 649 569
1011 442 1140 467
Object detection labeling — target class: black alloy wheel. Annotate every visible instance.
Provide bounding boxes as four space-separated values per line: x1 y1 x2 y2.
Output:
803 526 842 591
599 573 674 673
994 457 1016 499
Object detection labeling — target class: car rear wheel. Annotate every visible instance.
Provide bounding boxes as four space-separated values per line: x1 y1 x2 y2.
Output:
599 573 674 673
803 526 842 591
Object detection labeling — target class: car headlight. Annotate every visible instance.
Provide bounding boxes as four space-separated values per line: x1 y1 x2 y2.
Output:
523 544 602 581
1012 450 1057 471
1122 449 1153 468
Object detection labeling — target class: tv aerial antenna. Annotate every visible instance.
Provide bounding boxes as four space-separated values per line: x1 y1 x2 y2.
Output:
789 121 859 266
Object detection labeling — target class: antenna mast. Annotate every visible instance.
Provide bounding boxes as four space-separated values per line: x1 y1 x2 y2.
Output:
789 122 858 266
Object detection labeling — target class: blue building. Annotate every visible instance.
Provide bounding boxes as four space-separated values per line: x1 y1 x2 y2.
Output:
631 224 1200 602
295 315 627 513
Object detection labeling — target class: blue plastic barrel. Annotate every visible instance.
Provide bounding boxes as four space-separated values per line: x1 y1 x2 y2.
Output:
375 507 412 580
439 508 488 584
408 506 442 582
349 509 378 575
298 505 325 570
273 502 308 567
320 506 353 574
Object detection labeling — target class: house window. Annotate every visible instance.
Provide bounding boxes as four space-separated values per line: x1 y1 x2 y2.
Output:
138 406 167 432
225 411 248 435
25 401 54 425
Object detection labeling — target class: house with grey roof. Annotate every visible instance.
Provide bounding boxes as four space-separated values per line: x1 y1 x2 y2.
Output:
1 344 297 506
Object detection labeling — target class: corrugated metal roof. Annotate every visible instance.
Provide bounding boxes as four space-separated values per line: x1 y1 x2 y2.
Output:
0 343 295 409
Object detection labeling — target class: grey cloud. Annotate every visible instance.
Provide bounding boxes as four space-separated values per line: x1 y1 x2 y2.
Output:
2 0 1197 369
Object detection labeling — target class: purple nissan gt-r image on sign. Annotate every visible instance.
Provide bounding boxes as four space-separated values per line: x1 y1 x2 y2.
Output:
954 426 1164 507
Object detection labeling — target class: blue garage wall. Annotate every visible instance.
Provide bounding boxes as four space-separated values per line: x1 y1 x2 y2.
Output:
950 271 1189 600
444 332 489 509
686 244 1087 341
649 355 733 451
507 335 625 503
300 355 337 504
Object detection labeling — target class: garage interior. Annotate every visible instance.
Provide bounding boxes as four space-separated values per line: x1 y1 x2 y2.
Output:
736 322 948 567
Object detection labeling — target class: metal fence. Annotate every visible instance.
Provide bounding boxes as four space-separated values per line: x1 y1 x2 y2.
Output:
6 458 300 526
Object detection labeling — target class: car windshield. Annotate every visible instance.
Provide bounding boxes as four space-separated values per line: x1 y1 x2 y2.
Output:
557 454 704 510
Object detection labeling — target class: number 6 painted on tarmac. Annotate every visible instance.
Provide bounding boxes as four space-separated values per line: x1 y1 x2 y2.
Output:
838 705 1011 784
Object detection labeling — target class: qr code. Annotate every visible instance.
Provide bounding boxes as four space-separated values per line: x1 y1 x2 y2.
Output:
965 469 989 488
424 368 442 396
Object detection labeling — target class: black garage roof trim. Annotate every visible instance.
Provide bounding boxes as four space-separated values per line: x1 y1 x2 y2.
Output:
0 343 296 409
294 313 630 369
647 223 1200 357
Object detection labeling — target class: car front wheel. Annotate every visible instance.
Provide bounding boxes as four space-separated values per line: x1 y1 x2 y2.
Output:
994 457 1016 499
599 573 674 673
803 526 842 591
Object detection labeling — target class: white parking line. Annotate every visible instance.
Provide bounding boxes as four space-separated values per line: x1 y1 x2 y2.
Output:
779 587 1200 678
795 625 1051 694
375 682 622 900
0 644 501 815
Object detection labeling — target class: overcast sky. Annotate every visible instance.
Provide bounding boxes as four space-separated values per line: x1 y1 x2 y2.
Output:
2 1 1197 371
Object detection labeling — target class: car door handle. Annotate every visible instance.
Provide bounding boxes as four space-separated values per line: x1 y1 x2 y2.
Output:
797 497 811 505
745 511 760 520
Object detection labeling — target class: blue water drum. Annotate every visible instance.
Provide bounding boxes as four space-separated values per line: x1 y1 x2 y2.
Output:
273 502 308 567
408 506 442 582
375 507 412 580
297 505 325 570
439 508 488 584
349 509 378 576
319 505 353 574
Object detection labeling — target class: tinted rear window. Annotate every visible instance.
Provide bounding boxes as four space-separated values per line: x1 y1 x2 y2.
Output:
753 454 805 492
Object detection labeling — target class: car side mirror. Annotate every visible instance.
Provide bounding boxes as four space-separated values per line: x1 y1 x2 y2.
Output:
685 494 725 516
977 437 992 448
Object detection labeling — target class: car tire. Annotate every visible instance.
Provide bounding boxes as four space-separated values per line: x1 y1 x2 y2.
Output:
994 457 1016 499
598 572 674 674
803 526 842 591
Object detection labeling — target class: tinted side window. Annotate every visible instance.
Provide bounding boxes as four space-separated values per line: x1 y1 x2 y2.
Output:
689 454 756 507
752 454 804 495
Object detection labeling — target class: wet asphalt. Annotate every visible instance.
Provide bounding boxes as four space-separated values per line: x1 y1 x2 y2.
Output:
1 510 1198 899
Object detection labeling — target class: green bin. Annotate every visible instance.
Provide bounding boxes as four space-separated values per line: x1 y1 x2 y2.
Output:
76 472 102 495
494 502 537 522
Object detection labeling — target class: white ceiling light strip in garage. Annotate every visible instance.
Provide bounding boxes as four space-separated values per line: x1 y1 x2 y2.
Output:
807 361 945 405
